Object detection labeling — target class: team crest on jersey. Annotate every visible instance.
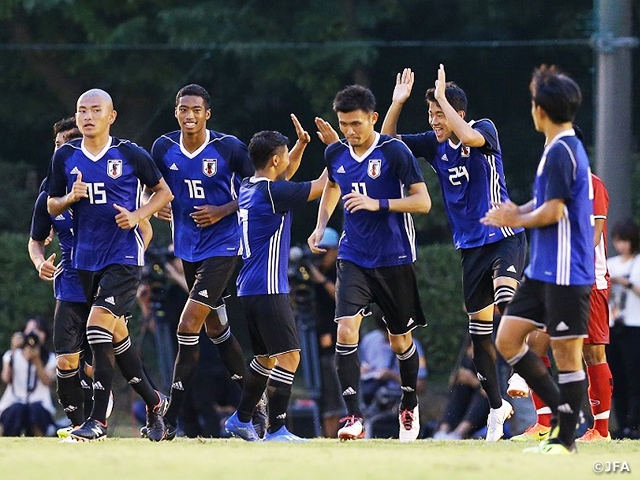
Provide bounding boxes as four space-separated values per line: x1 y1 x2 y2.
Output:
461 146 471 157
367 159 382 179
107 159 122 179
203 159 217 177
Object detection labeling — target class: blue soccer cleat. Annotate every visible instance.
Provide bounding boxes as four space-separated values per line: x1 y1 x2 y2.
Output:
225 411 260 441
264 426 309 442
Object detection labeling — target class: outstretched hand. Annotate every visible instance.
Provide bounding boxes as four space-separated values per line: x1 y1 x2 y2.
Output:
392 68 415 104
291 113 311 144
480 201 519 227
434 63 447 101
315 117 340 145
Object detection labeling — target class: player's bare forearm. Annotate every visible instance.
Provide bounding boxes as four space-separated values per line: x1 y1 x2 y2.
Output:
308 181 340 253
139 179 173 220
381 102 404 138
307 169 328 202
390 182 431 213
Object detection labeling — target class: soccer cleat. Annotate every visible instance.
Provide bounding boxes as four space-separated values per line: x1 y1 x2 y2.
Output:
398 404 420 443
523 438 577 455
510 423 551 442
145 391 169 442
252 392 269 439
139 425 148 438
577 428 611 442
264 426 309 442
69 419 107 442
57 426 74 439
338 415 365 441
507 373 530 398
224 411 260 441
485 399 513 442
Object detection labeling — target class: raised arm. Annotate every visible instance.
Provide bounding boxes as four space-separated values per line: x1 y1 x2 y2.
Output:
381 67 415 138
433 64 485 147
286 113 311 180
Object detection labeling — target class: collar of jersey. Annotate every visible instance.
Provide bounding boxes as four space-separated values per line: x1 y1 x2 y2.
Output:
249 176 271 183
348 131 380 163
81 136 113 162
179 129 210 159
544 128 576 149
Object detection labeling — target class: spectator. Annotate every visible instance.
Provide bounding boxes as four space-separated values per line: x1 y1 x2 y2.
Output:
607 218 640 439
0 317 56 436
431 338 489 440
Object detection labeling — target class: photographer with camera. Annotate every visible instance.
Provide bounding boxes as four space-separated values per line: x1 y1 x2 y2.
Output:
0 317 56 436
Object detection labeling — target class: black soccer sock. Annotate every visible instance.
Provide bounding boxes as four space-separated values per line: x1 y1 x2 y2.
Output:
266 366 295 433
396 343 419 411
557 370 586 446
469 321 502 409
87 326 115 424
237 359 270 423
56 367 85 426
113 336 159 407
164 332 200 424
209 325 246 387
335 342 362 417
507 347 560 414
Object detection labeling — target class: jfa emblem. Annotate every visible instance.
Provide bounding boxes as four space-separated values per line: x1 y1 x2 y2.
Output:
107 159 122 179
367 159 382 179
203 159 217 177
461 146 471 157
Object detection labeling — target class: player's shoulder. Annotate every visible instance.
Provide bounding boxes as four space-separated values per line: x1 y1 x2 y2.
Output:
151 131 180 154
53 139 82 161
111 136 149 156
325 138 349 156
469 118 498 133
209 130 246 148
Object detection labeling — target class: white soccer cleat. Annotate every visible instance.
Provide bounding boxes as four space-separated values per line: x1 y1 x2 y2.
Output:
507 373 530 398
486 399 513 442
338 415 365 441
398 404 420 443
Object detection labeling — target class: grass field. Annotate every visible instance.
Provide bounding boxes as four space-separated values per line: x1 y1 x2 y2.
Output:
1 437 638 480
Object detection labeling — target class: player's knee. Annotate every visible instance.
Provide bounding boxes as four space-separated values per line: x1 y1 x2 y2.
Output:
276 351 300 372
56 353 80 371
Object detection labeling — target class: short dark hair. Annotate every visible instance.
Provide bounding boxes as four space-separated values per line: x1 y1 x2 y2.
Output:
611 218 640 254
248 131 289 170
529 65 582 124
53 116 81 140
425 82 468 113
333 85 376 114
175 84 211 109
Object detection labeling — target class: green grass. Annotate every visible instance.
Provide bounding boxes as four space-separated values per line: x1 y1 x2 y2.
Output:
0 437 638 480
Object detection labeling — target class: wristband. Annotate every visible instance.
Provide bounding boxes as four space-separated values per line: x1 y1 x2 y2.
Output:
379 199 389 212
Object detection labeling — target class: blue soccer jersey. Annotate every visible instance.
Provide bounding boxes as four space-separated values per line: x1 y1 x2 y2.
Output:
47 137 163 271
236 177 311 296
325 133 424 268
525 129 594 286
401 119 524 249
151 130 254 262
30 190 85 303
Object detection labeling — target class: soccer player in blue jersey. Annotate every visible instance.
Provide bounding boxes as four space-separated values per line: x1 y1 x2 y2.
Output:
381 64 526 441
47 89 174 441
29 118 92 436
309 85 431 442
482 65 594 454
224 115 327 442
149 84 257 439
